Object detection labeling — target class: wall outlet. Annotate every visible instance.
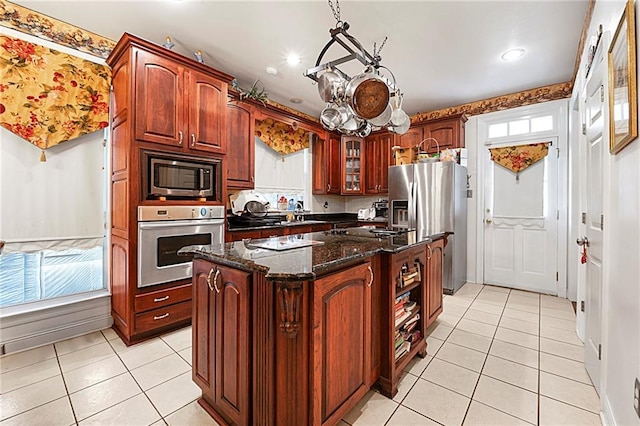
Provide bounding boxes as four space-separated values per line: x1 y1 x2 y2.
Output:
634 377 640 418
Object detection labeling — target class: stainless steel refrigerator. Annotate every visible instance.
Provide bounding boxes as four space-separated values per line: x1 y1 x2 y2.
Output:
388 161 467 294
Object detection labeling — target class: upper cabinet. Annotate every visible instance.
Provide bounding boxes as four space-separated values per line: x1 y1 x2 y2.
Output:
312 132 341 195
364 132 394 195
110 33 233 155
341 136 365 195
397 114 467 153
226 100 255 189
421 114 467 154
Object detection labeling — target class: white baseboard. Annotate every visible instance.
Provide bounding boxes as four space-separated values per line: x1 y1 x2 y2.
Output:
0 293 112 355
600 394 616 426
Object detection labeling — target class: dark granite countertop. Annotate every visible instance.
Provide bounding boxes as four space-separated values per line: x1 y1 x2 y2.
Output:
179 227 432 281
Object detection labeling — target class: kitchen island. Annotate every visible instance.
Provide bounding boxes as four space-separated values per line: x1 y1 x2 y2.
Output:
179 228 445 426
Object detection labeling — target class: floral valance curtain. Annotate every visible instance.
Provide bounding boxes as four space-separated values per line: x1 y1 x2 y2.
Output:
255 118 309 156
0 35 111 160
489 142 550 181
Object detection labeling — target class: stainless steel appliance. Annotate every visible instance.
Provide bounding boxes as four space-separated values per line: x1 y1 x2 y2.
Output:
388 161 467 294
137 205 225 288
373 200 389 218
142 151 222 199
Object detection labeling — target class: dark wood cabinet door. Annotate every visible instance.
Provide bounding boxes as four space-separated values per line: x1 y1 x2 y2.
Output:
226 102 255 188
421 114 467 153
365 133 394 194
134 49 184 146
426 238 444 327
188 70 227 154
313 133 342 195
192 260 216 401
398 127 422 149
215 265 250 426
327 135 342 194
311 262 371 425
378 133 393 193
364 134 380 194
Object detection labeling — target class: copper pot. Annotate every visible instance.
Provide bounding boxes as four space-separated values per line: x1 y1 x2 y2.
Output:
345 66 390 120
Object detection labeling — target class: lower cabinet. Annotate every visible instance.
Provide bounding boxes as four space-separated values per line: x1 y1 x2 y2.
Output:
192 259 250 425
378 245 428 398
425 237 445 328
311 262 372 426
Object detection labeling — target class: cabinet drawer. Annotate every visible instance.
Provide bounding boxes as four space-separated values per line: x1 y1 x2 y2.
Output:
135 283 191 312
134 300 191 334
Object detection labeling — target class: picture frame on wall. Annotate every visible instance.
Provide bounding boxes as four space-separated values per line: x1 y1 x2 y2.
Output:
608 0 637 154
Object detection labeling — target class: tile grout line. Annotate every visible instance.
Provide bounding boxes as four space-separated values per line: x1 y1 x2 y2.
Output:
55 342 80 426
391 288 482 424
459 286 510 426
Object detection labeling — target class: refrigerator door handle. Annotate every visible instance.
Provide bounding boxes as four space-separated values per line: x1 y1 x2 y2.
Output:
408 181 415 229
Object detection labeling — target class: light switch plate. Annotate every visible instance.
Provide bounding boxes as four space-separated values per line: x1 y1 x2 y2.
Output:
467 189 473 198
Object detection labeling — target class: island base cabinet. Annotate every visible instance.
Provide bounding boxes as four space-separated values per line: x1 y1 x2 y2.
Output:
192 259 250 426
311 262 372 426
425 237 445 328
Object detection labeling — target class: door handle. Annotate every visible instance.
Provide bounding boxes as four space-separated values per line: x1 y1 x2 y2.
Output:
485 218 493 224
576 236 590 247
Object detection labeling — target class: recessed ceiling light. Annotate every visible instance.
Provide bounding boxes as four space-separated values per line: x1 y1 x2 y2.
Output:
286 53 301 66
290 98 303 104
266 66 278 75
501 48 525 62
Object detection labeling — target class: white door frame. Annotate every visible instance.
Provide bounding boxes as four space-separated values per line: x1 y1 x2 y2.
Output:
475 100 569 297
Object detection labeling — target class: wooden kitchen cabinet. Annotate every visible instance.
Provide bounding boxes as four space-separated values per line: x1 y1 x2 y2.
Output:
311 262 372 425
421 114 467 154
131 36 230 154
425 236 445 328
341 136 365 195
312 132 341 195
226 100 255 188
364 131 394 194
106 33 234 345
378 244 428 398
192 259 250 425
397 114 467 153
397 126 423 149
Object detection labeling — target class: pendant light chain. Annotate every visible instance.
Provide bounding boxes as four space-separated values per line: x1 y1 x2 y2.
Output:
328 0 342 26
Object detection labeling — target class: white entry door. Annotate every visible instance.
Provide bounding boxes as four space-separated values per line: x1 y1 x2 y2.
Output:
483 138 559 293
582 53 605 392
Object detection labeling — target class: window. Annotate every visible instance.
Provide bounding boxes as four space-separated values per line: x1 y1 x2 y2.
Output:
488 114 555 139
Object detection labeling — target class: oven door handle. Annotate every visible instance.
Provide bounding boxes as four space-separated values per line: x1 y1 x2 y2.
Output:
138 219 224 229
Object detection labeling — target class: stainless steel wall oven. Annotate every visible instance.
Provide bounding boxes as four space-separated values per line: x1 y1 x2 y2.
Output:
137 205 224 288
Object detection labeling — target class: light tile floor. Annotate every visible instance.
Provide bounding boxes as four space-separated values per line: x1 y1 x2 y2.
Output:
0 284 601 425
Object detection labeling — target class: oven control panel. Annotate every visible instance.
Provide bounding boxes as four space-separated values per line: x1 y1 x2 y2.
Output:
138 205 225 221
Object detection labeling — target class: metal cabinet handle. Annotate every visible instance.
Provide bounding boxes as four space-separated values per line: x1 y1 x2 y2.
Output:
191 133 195 146
327 184 331 191
213 269 221 293
367 265 374 287
153 295 170 303
178 131 183 145
206 268 215 291
153 313 170 321
427 245 433 260
251 176 254 182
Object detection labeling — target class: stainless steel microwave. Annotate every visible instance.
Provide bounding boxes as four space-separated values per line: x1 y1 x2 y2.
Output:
142 151 221 200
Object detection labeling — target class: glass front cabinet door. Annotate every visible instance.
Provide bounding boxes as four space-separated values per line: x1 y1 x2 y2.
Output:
341 136 365 195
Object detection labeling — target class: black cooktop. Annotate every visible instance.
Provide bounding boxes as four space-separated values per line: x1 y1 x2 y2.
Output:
228 215 282 228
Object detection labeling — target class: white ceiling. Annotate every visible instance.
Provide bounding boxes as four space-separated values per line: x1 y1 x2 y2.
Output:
16 0 589 118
